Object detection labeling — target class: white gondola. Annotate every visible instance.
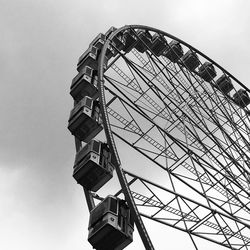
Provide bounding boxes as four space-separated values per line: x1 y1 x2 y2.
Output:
122 30 138 53
134 30 152 53
90 33 115 59
198 62 216 82
106 27 125 52
77 45 99 72
215 74 233 94
181 50 199 71
150 33 168 56
163 40 183 63
73 140 114 191
89 33 106 50
68 96 103 143
88 196 134 250
233 89 250 108
70 66 99 101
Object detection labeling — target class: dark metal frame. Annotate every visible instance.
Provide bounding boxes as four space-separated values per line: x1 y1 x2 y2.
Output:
77 25 250 249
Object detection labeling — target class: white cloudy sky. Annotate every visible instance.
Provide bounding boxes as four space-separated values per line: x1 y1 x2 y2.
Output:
0 0 250 249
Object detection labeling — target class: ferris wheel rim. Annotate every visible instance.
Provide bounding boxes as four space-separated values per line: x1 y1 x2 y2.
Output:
96 25 250 249
102 24 250 92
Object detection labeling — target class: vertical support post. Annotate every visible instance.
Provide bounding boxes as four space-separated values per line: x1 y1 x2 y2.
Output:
74 127 95 211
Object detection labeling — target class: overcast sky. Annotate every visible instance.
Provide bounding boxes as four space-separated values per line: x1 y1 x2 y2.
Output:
0 0 250 249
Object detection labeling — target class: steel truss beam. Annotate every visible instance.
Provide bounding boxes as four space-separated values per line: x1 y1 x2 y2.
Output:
122 170 250 250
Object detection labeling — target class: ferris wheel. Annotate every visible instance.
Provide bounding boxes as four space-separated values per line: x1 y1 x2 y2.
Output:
68 25 250 250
